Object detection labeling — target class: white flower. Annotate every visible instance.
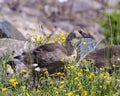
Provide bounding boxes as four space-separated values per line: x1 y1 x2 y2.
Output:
117 57 120 61
32 64 38 67
35 67 41 72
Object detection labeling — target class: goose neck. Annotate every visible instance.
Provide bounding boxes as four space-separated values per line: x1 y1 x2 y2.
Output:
65 38 74 56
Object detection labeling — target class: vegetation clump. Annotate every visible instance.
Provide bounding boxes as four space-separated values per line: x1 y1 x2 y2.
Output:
0 31 120 96
99 12 120 45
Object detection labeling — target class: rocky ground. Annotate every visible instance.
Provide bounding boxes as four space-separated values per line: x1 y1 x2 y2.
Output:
0 0 120 57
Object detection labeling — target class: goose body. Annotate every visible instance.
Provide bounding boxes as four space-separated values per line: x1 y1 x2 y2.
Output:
14 29 91 74
86 45 120 72
27 43 68 73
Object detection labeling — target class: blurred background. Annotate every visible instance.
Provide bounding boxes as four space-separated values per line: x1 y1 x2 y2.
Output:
0 0 120 45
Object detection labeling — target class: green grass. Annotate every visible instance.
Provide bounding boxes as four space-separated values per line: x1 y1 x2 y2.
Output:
0 55 120 96
99 12 120 45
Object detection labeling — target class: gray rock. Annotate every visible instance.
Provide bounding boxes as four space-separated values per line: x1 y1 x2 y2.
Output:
53 21 74 32
107 0 120 7
0 21 26 41
73 0 102 12
0 38 35 77
76 38 100 62
0 38 35 57
13 59 29 76
0 0 4 3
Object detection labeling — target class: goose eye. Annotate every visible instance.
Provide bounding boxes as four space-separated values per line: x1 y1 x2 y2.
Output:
14 55 21 59
78 30 83 34
22 52 26 55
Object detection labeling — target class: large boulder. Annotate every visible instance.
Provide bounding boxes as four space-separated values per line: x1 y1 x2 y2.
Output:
76 38 100 62
0 38 36 77
0 21 26 41
72 0 102 12
0 38 35 57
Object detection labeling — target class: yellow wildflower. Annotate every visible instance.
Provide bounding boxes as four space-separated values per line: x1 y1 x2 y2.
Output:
20 69 27 73
57 72 64 76
57 72 62 76
54 38 59 42
60 32 65 37
78 83 83 90
60 57 64 62
82 42 87 45
77 69 83 75
74 77 79 80
26 93 30 96
106 81 110 85
44 70 49 75
55 91 59 95
88 72 95 79
48 40 56 43
99 73 104 77
9 78 18 87
60 81 65 85
82 59 87 64
9 78 15 83
67 65 74 69
77 71 82 75
85 68 89 72
53 87 57 90
12 81 18 87
100 68 104 71
39 35 44 40
50 81 53 84
82 90 87 96
1 87 7 92
104 75 110 80
46 34 50 38
32 34 37 40
90 59 95 64
95 71 98 74
59 32 66 43
59 85 64 89
21 86 26 90
31 27 37 31
60 36 66 43
90 92 96 96
67 92 74 96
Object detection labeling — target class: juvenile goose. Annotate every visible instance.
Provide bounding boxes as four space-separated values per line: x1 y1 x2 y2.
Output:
14 29 92 74
85 45 120 73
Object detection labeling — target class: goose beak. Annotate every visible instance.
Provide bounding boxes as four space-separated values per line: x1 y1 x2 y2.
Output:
78 30 94 39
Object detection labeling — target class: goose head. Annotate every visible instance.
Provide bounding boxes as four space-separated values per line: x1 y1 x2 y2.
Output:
65 28 93 56
66 28 93 40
